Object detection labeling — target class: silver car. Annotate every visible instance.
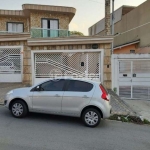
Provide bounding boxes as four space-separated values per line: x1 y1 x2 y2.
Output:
4 78 111 127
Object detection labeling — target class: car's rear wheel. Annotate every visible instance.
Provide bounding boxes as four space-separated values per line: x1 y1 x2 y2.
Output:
11 100 28 118
82 108 101 127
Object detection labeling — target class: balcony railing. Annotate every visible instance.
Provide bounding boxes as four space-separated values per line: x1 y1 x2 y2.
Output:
31 28 70 38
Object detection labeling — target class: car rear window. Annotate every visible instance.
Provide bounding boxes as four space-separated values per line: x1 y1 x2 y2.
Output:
67 80 93 92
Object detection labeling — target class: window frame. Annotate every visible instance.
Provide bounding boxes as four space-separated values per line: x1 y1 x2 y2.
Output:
130 50 135 54
41 18 59 37
65 79 94 92
41 18 59 29
6 22 24 32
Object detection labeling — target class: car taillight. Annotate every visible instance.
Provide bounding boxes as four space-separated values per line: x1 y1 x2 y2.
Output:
99 84 109 101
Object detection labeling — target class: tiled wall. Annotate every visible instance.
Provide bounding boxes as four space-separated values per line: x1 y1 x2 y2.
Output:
0 41 112 89
0 16 28 32
30 12 70 29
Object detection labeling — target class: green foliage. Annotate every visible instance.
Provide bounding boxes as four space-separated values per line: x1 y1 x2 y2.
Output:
70 31 84 36
143 119 150 124
113 87 117 93
109 114 150 125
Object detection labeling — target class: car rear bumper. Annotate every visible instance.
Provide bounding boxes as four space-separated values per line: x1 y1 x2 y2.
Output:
102 103 112 119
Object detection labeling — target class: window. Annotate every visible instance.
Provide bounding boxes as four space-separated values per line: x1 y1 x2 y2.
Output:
42 19 59 37
7 23 24 33
67 80 93 92
130 50 135 53
40 79 65 91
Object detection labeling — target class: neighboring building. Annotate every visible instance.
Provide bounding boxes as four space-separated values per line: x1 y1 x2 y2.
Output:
0 4 113 89
89 0 150 54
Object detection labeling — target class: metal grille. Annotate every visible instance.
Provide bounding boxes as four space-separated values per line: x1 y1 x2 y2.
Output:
0 48 21 74
119 86 131 98
35 52 101 80
119 61 131 73
133 86 150 99
133 60 150 73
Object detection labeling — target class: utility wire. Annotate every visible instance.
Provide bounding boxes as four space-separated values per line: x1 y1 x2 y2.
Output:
115 21 150 37
88 0 104 4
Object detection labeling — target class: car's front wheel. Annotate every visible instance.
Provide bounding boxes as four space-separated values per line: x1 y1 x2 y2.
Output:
11 100 28 118
82 108 101 127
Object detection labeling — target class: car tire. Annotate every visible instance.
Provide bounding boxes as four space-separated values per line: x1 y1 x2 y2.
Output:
82 108 101 127
11 100 28 118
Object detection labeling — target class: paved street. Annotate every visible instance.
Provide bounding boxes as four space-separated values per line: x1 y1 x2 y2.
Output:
0 106 150 150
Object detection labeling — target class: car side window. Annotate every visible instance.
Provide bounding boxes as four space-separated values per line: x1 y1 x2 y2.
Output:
40 79 65 91
67 80 93 92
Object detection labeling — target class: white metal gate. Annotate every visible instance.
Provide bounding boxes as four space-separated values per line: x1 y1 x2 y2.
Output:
34 51 102 84
118 60 150 99
0 47 22 82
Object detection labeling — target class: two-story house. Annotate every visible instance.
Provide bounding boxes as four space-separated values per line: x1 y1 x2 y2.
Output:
0 4 113 89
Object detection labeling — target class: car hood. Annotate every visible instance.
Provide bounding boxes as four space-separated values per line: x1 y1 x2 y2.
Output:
13 87 31 93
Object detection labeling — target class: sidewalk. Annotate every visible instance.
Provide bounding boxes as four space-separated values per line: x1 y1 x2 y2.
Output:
109 90 136 116
124 100 150 121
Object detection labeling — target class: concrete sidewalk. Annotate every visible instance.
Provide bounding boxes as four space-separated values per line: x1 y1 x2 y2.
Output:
124 100 150 121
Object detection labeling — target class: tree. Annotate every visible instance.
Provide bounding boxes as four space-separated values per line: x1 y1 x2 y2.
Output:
70 31 84 36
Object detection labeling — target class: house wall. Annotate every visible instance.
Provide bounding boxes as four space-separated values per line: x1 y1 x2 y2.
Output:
30 43 112 89
0 16 28 32
114 44 137 54
30 12 70 29
0 41 112 89
114 44 150 54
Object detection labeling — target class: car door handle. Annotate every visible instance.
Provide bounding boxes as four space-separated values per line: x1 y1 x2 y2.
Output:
55 94 61 97
82 95 89 98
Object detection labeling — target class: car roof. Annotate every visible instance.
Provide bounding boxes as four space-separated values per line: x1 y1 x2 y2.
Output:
33 77 101 87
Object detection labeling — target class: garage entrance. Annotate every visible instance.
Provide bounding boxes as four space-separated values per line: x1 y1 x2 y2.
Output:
0 46 23 82
112 54 150 100
32 50 103 85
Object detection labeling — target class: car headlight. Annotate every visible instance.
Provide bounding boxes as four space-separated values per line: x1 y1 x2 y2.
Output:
7 90 13 95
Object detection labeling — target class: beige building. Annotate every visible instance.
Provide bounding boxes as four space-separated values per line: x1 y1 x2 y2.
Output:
0 4 113 89
89 0 150 54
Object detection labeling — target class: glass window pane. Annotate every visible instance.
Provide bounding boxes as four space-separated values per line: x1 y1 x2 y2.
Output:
41 79 65 91
67 80 93 92
17 24 23 32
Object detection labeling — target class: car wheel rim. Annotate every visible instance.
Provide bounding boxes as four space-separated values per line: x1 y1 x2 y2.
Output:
12 103 23 116
85 111 99 126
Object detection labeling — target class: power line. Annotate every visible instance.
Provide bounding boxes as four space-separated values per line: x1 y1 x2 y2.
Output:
115 21 150 37
88 0 104 4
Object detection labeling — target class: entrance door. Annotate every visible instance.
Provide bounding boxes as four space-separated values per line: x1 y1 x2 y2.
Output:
42 19 59 38
118 60 150 99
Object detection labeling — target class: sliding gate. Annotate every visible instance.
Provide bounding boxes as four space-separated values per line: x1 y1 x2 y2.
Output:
0 47 22 82
34 51 102 84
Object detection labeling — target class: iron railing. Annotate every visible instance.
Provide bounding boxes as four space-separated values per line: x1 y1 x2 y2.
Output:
31 28 70 38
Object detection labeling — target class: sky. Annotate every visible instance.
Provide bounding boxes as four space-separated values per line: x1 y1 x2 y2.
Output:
0 0 146 35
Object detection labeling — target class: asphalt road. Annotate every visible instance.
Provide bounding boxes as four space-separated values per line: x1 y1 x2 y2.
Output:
0 106 150 150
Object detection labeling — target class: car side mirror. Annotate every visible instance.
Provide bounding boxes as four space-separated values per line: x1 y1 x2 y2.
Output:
36 86 41 91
